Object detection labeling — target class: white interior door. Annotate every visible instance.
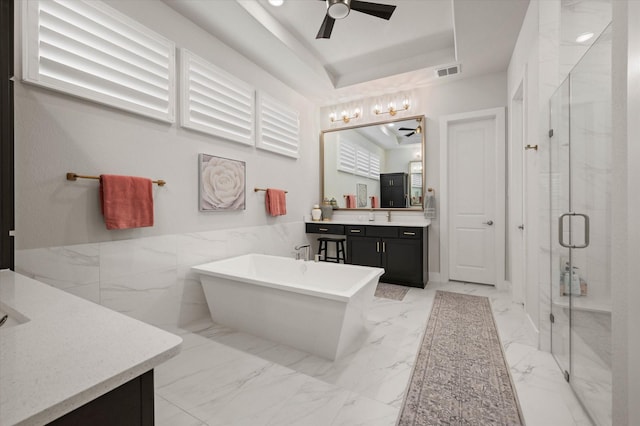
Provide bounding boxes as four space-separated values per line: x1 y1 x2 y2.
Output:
448 116 497 285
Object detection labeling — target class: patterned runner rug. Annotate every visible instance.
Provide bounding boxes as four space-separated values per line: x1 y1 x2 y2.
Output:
375 282 410 301
398 291 524 425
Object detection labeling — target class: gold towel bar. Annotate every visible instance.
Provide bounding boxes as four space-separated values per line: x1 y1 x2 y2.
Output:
254 187 287 193
66 172 166 187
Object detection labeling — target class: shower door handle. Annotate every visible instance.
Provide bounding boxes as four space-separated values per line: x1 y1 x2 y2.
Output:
558 212 590 249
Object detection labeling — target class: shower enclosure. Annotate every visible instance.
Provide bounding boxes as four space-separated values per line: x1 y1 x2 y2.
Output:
549 25 612 425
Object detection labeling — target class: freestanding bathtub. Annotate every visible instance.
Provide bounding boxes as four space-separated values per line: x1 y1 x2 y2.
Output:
192 254 384 360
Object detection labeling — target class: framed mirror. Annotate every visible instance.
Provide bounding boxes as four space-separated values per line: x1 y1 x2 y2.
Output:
321 115 425 210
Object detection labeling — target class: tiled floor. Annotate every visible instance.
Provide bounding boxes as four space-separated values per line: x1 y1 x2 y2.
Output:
154 281 593 425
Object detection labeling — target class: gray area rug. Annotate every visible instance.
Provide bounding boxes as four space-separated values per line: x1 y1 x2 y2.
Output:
398 291 524 425
375 282 410 301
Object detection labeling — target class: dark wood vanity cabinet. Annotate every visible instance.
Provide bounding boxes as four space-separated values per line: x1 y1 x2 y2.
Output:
47 370 154 425
380 173 408 208
346 225 427 288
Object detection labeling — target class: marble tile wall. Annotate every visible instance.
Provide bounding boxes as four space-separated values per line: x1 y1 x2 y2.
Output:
15 222 309 327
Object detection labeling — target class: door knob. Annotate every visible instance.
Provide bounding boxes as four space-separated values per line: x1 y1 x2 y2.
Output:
483 220 494 226
518 224 524 230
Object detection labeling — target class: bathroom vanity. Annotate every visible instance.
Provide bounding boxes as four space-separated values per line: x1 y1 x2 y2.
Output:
306 220 429 288
0 270 182 425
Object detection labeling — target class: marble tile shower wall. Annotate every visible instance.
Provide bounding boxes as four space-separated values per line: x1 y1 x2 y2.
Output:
15 222 308 327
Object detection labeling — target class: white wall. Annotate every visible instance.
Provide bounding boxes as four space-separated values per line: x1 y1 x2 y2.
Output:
14 0 319 250
13 0 318 328
320 72 508 276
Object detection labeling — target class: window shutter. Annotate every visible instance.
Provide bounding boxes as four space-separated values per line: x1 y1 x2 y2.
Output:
256 92 300 159
338 141 356 173
22 0 175 122
356 148 370 177
369 153 381 180
180 49 254 145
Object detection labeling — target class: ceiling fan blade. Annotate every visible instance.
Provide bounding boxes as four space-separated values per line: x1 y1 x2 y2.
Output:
350 0 396 20
405 132 415 137
316 14 336 39
398 127 414 131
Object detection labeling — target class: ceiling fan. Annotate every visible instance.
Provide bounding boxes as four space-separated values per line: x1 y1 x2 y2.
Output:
398 125 422 137
316 0 397 39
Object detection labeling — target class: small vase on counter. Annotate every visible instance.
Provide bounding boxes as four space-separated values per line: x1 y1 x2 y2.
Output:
311 204 322 221
320 198 333 221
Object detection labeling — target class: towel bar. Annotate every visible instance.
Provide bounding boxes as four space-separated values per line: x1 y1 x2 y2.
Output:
66 172 166 186
254 187 288 193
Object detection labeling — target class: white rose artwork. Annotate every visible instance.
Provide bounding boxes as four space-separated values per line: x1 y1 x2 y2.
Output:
199 154 246 211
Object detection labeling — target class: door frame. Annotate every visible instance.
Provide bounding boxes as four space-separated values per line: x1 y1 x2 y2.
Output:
439 107 506 289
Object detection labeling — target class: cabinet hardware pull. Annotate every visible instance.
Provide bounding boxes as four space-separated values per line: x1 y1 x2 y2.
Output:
382 242 386 252
350 229 361 233
319 228 328 231
403 232 416 236
376 242 380 252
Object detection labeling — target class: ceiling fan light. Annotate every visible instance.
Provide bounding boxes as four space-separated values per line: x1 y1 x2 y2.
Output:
327 0 350 19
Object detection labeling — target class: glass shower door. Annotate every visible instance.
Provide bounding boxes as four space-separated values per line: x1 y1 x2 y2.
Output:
549 77 571 380
567 24 612 426
549 24 612 426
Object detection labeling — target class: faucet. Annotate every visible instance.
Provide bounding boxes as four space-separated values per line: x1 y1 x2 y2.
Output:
294 244 311 261
386 211 391 222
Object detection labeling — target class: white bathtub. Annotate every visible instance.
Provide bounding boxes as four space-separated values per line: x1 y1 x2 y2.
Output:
192 254 384 360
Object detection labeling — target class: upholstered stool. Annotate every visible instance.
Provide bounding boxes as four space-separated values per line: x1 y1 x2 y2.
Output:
317 237 346 263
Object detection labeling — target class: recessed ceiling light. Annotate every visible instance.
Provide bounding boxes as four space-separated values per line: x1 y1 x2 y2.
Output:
576 32 594 43
268 0 284 6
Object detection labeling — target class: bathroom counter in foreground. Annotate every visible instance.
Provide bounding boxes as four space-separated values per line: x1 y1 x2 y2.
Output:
0 270 182 426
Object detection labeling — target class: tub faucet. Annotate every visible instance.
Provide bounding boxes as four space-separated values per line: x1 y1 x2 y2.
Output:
294 244 311 261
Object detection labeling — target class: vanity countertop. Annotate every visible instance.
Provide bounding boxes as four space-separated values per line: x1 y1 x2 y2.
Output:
0 270 182 426
305 218 431 228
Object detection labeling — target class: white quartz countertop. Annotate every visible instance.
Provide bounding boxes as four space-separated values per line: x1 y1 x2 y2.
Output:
305 218 431 228
0 270 182 426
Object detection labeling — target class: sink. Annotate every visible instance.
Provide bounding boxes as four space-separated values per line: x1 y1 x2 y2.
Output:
0 303 30 330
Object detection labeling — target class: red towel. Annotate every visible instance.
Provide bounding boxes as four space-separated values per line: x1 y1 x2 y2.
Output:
265 188 287 216
345 194 356 208
370 196 379 208
100 174 154 230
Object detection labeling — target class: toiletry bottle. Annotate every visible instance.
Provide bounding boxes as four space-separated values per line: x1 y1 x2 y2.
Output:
570 267 581 296
561 262 570 295
311 204 322 221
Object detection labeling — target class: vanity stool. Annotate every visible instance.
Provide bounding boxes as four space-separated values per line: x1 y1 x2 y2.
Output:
317 237 346 263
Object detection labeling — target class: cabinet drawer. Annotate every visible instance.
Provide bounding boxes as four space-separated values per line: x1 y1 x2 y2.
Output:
366 226 398 238
305 223 345 235
398 227 423 239
345 225 366 236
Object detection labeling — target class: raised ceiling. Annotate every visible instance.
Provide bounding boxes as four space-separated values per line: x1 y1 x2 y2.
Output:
164 0 530 104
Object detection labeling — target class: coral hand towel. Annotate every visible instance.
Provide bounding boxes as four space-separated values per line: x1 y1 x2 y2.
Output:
265 188 287 216
100 174 154 230
370 196 379 208
345 194 356 208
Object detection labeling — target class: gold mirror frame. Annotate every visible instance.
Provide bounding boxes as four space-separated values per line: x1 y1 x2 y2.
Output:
320 115 426 211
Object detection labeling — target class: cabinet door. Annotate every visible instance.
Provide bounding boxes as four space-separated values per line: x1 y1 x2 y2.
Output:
347 236 381 267
382 238 422 284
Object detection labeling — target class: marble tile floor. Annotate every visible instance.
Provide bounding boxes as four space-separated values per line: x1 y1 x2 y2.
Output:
154 281 594 426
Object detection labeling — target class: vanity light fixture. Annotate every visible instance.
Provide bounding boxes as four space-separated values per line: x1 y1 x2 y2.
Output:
374 98 410 116
330 107 361 124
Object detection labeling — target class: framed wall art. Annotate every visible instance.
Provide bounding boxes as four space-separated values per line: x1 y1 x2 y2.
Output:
199 154 246 211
